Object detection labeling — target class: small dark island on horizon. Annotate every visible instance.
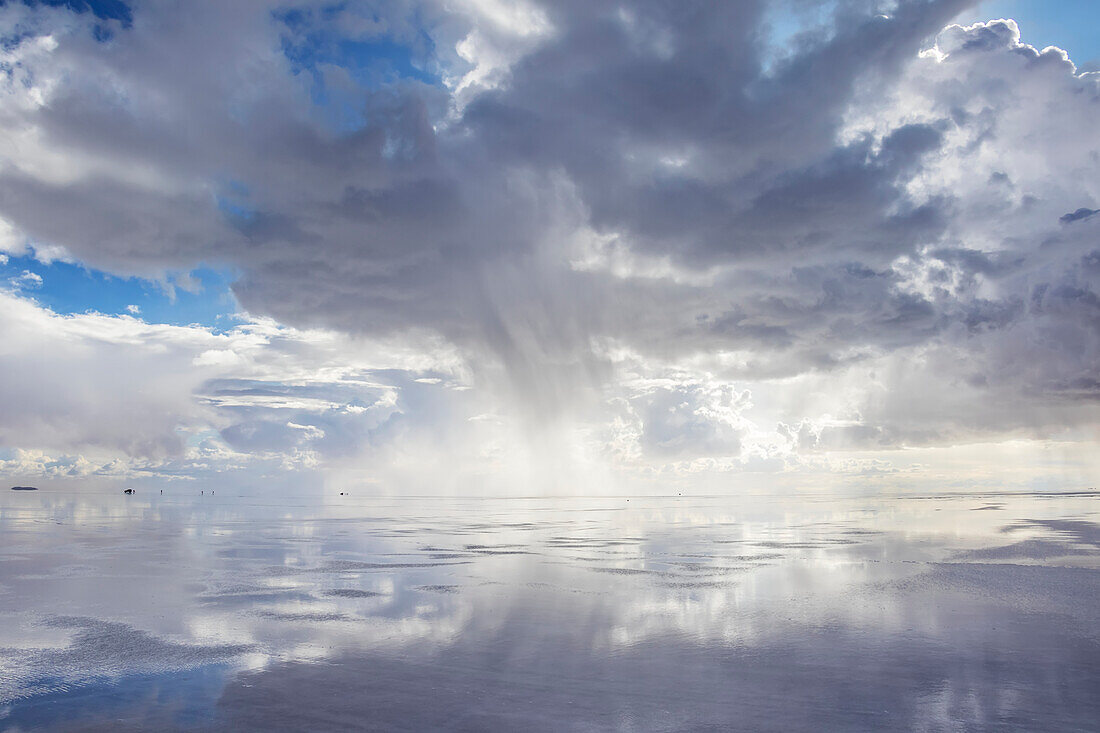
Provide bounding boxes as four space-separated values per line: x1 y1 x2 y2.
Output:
10 486 38 491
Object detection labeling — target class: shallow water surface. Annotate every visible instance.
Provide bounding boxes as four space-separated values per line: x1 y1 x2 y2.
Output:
0 489 1098 731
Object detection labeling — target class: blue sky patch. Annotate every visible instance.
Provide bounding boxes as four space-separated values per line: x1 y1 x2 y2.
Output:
275 6 440 132
23 0 132 27
1 253 240 329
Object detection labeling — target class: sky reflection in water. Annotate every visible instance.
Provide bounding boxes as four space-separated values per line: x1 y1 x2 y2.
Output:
1 489 1098 731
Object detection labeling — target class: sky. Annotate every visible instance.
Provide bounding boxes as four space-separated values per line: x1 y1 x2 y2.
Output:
0 0 1097 494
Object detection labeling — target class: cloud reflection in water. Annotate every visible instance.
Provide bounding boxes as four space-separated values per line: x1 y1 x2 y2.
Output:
0 489 1098 730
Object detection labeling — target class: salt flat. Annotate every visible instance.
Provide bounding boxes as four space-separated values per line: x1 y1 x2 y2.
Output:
0 489 1097 731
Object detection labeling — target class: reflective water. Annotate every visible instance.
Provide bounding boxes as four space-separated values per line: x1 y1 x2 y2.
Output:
1 489 1098 731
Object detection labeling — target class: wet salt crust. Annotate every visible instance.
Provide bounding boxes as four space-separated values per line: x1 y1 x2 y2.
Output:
0 489 1098 731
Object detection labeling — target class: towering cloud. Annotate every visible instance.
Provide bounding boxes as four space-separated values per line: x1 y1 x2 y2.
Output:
0 1 1097 490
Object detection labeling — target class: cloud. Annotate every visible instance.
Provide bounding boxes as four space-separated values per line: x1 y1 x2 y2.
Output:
11 270 43 290
0 289 465 484
0 3 1098 489
1061 208 1099 224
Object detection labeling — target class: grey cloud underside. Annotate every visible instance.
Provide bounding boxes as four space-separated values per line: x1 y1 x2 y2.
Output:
1 0 1099 459
1061 207 1099 224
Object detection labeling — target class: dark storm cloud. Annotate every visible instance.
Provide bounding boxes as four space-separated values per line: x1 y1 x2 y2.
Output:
458 1 967 267
0 1 974 335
